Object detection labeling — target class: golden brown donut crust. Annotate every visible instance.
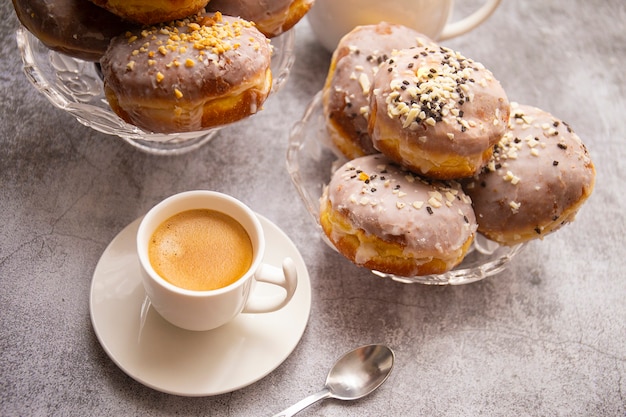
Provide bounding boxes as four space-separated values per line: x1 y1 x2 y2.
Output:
12 0 137 61
322 23 437 159
88 0 210 25
369 45 510 179
100 12 272 133
320 154 477 277
463 103 596 245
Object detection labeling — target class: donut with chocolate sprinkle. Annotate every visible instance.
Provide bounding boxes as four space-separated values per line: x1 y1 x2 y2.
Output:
369 45 510 179
320 154 477 277
463 103 596 245
322 22 437 159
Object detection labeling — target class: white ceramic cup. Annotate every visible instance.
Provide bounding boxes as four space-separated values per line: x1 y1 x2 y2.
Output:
307 0 502 52
136 190 298 331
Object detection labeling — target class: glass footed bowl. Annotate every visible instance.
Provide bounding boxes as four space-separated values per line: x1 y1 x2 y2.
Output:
286 91 525 285
15 26 296 155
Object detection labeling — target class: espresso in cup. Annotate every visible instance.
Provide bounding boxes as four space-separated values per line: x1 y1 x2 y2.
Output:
148 209 253 291
137 190 298 331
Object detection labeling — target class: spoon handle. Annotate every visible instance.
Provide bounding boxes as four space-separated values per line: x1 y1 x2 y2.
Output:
271 388 332 417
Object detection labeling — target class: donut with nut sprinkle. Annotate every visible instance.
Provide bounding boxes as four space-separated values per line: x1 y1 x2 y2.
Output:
463 103 596 245
320 154 477 277
369 45 510 179
100 12 273 133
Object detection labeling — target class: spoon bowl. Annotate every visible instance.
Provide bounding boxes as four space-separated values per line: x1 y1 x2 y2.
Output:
273 344 395 416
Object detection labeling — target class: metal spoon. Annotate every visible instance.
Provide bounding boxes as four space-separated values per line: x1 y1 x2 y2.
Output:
272 344 395 416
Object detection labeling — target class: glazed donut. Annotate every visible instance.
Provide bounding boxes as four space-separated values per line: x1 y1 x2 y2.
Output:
322 23 437 159
100 12 273 134
88 0 210 25
12 0 137 61
206 0 313 38
463 103 596 245
369 45 510 180
320 154 477 277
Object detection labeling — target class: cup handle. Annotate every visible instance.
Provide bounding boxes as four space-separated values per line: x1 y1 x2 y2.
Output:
439 0 501 41
242 257 298 314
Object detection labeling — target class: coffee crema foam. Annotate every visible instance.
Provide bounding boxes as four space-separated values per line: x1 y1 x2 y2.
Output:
148 209 253 291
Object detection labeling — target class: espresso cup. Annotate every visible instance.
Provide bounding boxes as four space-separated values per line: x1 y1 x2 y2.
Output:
137 190 298 331
307 0 502 52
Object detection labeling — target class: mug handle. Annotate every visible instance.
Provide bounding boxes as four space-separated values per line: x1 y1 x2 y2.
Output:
242 257 298 314
439 0 501 40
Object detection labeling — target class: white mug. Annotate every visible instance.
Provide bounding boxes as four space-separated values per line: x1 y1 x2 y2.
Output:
307 0 502 52
136 190 298 331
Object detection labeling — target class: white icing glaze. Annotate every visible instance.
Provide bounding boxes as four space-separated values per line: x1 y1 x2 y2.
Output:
324 154 477 256
206 0 313 37
322 22 437 157
100 12 272 133
463 103 595 243
369 45 509 176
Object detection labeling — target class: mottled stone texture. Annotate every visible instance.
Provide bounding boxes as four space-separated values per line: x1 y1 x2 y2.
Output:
1 1 625 416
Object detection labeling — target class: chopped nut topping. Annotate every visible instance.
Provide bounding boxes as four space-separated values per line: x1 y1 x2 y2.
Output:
384 46 488 133
120 11 259 85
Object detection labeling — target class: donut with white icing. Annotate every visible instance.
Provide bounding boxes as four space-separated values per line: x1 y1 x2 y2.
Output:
206 0 314 37
100 12 272 133
320 154 477 277
369 45 510 179
463 103 596 245
322 22 437 159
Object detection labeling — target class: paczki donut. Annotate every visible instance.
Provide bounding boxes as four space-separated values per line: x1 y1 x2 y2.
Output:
12 0 137 61
463 103 596 245
206 0 314 38
100 12 273 133
88 0 210 25
322 22 437 159
369 45 510 180
320 154 477 277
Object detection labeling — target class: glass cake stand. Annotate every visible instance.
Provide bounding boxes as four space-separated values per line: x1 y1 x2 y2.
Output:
16 27 296 155
286 92 525 285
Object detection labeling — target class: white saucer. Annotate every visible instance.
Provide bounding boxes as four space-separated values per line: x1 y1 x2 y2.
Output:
89 215 311 396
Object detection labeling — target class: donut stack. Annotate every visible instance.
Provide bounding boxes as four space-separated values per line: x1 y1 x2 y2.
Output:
12 0 314 133
320 22 596 277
